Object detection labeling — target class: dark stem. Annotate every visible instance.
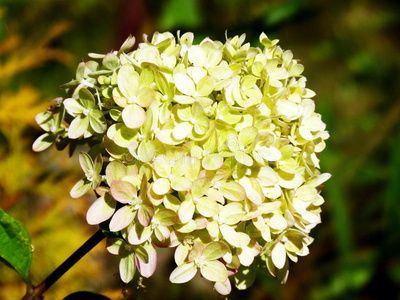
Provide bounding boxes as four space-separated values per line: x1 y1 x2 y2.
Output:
22 229 105 300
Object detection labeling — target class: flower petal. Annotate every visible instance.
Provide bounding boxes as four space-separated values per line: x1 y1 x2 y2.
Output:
122 104 146 129
109 205 136 232
169 262 197 284
174 72 195 96
86 194 116 225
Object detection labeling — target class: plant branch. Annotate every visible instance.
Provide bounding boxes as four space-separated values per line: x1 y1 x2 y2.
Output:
21 229 105 300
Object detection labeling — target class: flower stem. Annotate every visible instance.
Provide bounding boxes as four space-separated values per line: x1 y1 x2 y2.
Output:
21 229 105 300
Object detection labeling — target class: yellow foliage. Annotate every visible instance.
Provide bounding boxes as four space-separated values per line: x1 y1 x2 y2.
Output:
0 22 73 85
0 20 116 300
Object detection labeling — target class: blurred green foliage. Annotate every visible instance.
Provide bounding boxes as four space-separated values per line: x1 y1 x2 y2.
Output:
0 0 399 299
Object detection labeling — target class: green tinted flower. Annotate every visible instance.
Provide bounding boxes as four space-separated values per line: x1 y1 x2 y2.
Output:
34 31 330 295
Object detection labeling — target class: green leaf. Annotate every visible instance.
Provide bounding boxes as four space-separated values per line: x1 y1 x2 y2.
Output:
234 266 256 290
0 209 32 282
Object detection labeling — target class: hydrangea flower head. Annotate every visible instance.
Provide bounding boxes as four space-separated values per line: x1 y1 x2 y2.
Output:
34 31 330 295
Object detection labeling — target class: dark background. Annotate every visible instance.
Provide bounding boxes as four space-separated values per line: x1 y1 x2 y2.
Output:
1 0 400 299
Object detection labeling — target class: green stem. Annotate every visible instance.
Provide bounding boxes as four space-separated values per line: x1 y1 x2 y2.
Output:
21 229 105 300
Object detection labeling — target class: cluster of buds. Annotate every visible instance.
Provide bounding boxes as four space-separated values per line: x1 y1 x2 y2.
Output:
33 32 330 295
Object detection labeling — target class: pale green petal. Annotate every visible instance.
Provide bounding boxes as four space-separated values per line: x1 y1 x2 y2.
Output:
122 104 146 129
172 122 193 140
156 129 182 145
219 181 246 201
219 203 244 225
257 166 279 186
307 173 331 188
110 180 137 204
88 110 107 134
174 72 195 96
154 208 179 226
220 224 241 248
178 199 195 224
271 242 286 269
196 198 219 217
113 125 138 148
174 95 195 104
109 205 136 232
235 151 253 166
238 126 258 146
118 64 140 99
194 117 209 135
202 153 223 170
169 262 197 284
191 177 210 198
68 115 89 139
86 194 116 225
128 224 153 245
227 134 239 152
268 214 288 231
214 278 231 296
297 185 318 201
136 86 156 107
119 252 136 283
203 241 229 261
188 45 206 67
174 219 197 233
78 88 96 108
32 133 55 152
177 105 192 121
64 98 84 114
197 76 214 97
137 140 156 162
70 179 91 198
138 203 155 227
209 65 233 80
277 171 304 189
153 155 171 177
171 177 192 192
200 260 228 282
152 178 171 195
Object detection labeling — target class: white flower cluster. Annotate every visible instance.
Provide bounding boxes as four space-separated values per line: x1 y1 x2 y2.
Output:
33 32 330 295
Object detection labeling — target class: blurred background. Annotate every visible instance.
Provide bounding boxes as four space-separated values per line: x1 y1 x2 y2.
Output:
1 0 400 299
